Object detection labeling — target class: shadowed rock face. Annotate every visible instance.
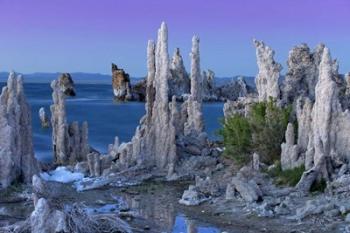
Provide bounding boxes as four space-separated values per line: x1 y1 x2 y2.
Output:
0 72 39 188
112 63 132 101
282 44 325 104
169 48 190 98
58 73 76 96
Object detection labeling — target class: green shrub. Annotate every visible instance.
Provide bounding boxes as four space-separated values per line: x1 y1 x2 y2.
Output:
267 161 305 186
219 98 292 166
249 99 292 164
218 114 252 165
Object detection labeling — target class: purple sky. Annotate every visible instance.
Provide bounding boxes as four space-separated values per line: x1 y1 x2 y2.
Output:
0 0 349 76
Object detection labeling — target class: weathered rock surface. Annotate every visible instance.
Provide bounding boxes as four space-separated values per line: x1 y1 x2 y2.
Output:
0 72 39 188
282 43 325 104
179 185 208 206
30 198 68 233
169 48 190 99
216 77 254 102
58 73 76 96
223 96 257 118
202 69 216 101
281 123 303 170
50 79 90 165
254 39 282 102
39 107 50 128
112 63 132 101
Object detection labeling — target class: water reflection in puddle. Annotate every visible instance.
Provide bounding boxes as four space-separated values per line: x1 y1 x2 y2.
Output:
172 215 220 233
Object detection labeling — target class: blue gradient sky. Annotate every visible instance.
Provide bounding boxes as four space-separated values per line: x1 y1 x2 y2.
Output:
0 0 349 76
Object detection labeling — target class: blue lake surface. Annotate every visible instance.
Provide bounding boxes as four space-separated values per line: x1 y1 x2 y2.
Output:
0 82 224 162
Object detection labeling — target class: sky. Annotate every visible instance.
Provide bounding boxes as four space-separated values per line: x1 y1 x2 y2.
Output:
0 0 349 77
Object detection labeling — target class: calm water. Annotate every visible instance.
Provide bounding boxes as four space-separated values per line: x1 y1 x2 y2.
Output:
0 82 224 162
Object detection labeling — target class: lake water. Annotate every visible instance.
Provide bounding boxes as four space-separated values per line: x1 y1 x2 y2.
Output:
0 82 224 162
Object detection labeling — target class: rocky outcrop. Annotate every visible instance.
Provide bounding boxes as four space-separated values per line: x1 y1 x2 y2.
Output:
92 23 215 182
184 36 204 136
281 123 303 170
217 77 254 102
30 198 68 233
112 63 132 101
282 44 324 104
254 39 282 102
58 73 76 96
202 69 216 101
296 48 350 192
169 48 190 99
0 72 39 188
39 107 50 128
223 96 257 118
50 79 90 165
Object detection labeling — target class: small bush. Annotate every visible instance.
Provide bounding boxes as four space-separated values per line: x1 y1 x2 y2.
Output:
267 161 305 186
249 99 292 164
219 98 292 166
218 114 252 165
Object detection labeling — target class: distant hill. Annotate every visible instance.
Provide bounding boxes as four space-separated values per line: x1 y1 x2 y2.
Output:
0 72 256 87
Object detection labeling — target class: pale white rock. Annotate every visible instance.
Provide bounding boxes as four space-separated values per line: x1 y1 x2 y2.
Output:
252 152 260 171
179 185 208 206
30 198 68 233
50 79 90 165
345 72 350 95
202 69 216 101
223 96 257 118
97 23 209 181
230 176 262 202
281 123 303 170
297 47 350 191
0 72 39 188
254 39 281 102
39 107 50 128
184 36 204 136
282 43 325 104
169 48 190 98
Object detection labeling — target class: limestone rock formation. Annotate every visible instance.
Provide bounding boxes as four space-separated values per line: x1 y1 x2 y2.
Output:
217 77 254 101
98 23 212 180
0 72 39 188
254 39 282 102
296 48 350 191
169 48 190 99
50 79 90 165
282 44 325 104
30 198 68 233
223 96 257 118
202 69 216 101
39 107 50 128
58 73 76 96
184 36 205 136
112 63 132 101
281 123 303 170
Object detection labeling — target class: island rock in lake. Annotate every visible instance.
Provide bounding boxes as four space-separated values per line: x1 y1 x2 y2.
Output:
0 72 39 188
58 73 76 96
112 63 132 101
